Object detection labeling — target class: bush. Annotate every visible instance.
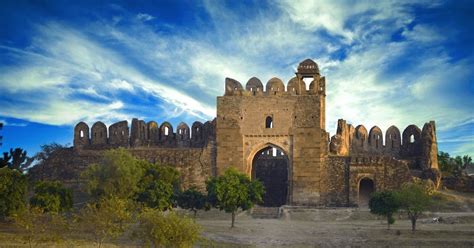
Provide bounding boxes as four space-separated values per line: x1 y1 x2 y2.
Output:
369 191 400 230
134 208 201 248
177 187 209 217
30 180 73 213
75 196 133 247
136 163 180 210
81 148 145 200
0 167 27 219
12 207 69 248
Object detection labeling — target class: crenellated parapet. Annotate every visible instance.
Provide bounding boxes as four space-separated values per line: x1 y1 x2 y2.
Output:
224 59 325 97
73 118 216 150
329 119 439 171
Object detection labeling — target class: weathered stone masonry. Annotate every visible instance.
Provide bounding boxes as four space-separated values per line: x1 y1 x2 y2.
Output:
69 58 439 207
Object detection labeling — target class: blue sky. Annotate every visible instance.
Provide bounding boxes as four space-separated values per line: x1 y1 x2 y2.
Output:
0 0 473 157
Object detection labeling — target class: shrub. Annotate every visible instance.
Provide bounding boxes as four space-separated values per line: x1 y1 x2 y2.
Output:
0 167 27 219
177 187 209 217
12 207 69 248
134 208 201 248
30 180 73 213
81 148 145 200
136 163 180 210
75 196 133 247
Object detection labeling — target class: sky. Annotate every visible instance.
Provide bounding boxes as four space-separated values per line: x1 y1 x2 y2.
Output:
0 0 473 158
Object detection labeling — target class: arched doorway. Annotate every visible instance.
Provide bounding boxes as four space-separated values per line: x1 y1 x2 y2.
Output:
358 178 375 207
252 146 289 207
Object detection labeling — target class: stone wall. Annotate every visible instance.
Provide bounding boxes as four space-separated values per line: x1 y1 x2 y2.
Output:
323 156 412 206
329 119 439 171
30 144 216 192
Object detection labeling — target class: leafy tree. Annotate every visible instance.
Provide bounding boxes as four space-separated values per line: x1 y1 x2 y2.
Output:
136 163 180 210
81 148 145 201
133 207 201 248
462 155 473 170
75 196 133 248
0 148 31 172
397 182 432 232
12 207 69 248
27 143 67 179
0 167 27 219
206 168 264 227
30 180 73 213
177 187 209 218
438 151 473 176
369 191 400 230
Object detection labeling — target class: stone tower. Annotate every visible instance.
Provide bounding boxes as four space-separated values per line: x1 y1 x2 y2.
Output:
216 58 328 206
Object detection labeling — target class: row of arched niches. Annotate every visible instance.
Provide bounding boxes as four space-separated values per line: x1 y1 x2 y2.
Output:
74 118 216 149
329 120 437 158
224 76 326 96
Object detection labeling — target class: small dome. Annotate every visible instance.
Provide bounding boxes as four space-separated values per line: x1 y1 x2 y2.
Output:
297 58 319 74
246 77 263 91
266 77 285 92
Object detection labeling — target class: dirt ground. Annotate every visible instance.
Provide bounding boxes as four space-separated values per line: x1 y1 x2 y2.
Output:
197 209 474 247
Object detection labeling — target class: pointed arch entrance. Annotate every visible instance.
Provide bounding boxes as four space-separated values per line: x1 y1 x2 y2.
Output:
358 178 375 207
252 145 289 207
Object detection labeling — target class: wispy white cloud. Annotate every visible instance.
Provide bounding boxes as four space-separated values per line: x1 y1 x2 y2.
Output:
0 0 471 156
136 13 155 22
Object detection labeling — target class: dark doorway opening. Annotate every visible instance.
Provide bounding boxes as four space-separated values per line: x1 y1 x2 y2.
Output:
358 178 375 207
252 146 288 207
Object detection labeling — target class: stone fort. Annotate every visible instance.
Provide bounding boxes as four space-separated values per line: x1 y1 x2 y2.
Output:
70 59 440 207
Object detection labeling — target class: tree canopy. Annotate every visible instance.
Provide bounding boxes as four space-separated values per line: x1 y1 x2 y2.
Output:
369 191 400 230
30 180 73 213
0 167 27 219
397 182 432 232
438 151 473 176
81 148 145 200
176 187 208 217
0 148 31 172
206 168 264 227
136 163 180 210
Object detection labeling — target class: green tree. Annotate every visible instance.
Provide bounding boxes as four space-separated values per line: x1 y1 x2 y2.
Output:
369 191 400 230
12 207 69 248
81 148 145 201
177 187 209 218
27 143 67 180
136 163 180 210
397 182 432 232
133 207 201 248
0 148 31 172
462 155 473 170
206 168 264 227
0 167 27 219
75 196 133 248
30 180 73 213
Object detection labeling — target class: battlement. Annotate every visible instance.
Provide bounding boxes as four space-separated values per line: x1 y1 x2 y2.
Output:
73 118 216 150
329 119 439 170
224 58 325 97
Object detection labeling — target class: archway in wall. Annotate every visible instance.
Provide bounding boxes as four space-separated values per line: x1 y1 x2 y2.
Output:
252 146 289 207
358 178 375 207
